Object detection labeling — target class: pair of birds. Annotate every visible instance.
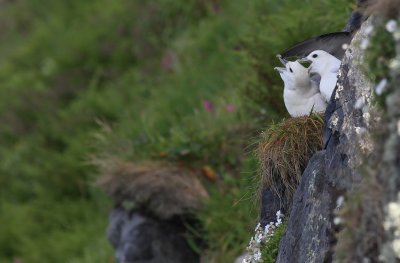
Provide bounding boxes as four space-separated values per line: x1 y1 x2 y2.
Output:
275 50 341 117
272 29 357 117
273 0 368 117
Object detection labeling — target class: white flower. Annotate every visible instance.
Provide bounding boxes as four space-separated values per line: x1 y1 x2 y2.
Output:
336 196 345 208
393 239 400 258
276 210 283 219
246 211 285 262
355 127 367 136
360 38 369 50
386 20 397 33
254 250 262 261
397 120 400 136
390 58 400 70
382 193 400 259
388 202 400 218
342 43 349 50
394 31 400 41
255 233 264 243
265 222 274 233
365 25 374 35
375 78 388 95
354 97 365 109
333 217 342 225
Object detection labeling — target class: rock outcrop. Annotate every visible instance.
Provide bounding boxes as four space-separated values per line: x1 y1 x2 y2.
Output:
107 208 199 263
97 161 205 263
276 151 333 262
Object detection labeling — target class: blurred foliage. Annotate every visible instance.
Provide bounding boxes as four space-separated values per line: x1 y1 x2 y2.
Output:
364 19 397 108
364 22 396 82
0 0 352 262
196 157 258 263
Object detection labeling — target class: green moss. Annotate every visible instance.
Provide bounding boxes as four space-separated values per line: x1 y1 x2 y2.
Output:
261 221 288 263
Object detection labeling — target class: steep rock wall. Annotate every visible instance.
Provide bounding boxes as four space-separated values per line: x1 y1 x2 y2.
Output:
276 18 375 263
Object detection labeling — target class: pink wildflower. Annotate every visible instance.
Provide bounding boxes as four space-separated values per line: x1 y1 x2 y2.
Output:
161 50 176 72
212 3 221 14
203 100 214 112
226 104 234 113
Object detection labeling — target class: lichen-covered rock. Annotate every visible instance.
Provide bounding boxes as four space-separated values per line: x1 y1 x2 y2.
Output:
107 208 199 263
336 13 400 261
325 17 375 182
276 151 335 263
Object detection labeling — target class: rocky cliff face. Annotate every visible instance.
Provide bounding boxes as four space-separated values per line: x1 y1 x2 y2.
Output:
276 18 376 263
272 13 400 262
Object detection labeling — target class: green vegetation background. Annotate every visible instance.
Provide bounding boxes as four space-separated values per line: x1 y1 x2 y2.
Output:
0 0 350 262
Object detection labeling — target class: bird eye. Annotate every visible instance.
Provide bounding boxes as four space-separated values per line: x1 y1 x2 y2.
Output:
312 54 318 58
289 68 293 73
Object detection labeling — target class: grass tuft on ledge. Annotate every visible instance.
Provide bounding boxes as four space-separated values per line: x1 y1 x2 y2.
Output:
257 114 324 206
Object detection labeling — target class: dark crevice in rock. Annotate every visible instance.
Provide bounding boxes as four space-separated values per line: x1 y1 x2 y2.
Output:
260 186 288 227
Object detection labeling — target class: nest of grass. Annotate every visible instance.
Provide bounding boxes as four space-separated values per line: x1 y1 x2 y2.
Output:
95 159 208 219
257 114 324 207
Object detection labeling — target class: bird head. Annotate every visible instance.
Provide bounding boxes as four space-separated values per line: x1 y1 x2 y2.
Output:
275 61 309 89
287 61 310 87
305 50 334 75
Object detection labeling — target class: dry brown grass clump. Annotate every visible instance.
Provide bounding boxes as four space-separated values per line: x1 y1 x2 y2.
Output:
95 159 208 219
362 0 400 19
257 114 324 205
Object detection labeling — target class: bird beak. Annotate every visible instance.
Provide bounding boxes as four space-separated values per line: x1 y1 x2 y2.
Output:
297 58 311 64
277 54 288 65
274 67 285 73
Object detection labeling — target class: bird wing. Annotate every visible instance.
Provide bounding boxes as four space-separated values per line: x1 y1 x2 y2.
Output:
279 32 352 60
310 74 321 85
330 63 341 73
